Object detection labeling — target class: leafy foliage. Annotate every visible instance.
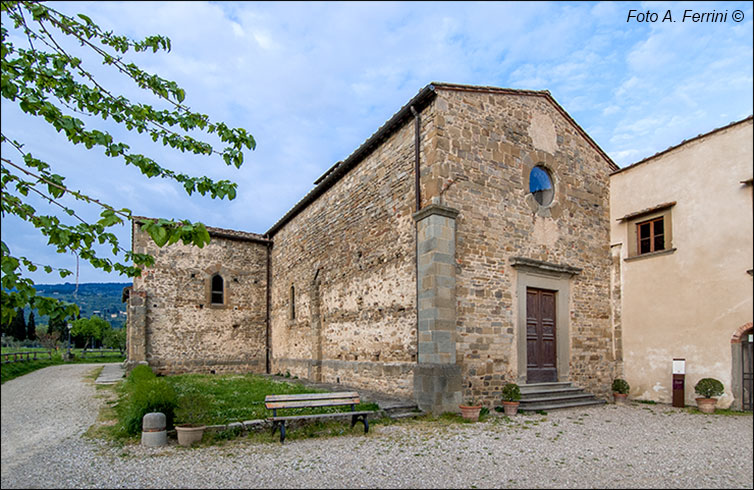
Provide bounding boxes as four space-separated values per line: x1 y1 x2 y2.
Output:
70 314 109 348
1 1 255 325
175 390 212 426
126 363 156 385
118 368 177 435
36 329 60 350
501 382 521 402
694 378 724 399
102 326 125 351
612 378 630 395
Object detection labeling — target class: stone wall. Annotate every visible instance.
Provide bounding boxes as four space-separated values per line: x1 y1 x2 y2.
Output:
268 103 438 397
127 84 618 410
425 88 616 404
129 222 269 375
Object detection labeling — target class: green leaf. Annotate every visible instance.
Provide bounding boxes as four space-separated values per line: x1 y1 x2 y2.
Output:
77 13 93 25
148 225 169 247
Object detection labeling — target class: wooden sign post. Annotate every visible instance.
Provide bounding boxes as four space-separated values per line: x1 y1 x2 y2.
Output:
672 358 685 408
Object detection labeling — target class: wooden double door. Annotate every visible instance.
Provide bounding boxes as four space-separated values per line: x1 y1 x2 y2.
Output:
526 287 557 383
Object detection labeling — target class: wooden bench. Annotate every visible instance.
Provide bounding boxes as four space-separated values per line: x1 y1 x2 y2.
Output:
264 391 374 443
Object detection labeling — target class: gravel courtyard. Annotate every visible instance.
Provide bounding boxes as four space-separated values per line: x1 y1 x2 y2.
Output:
2 364 752 489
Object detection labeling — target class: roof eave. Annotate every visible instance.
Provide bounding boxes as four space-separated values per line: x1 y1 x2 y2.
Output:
265 83 438 237
610 115 754 177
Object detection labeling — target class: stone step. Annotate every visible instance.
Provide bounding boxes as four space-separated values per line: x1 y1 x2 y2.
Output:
519 398 606 412
382 403 420 414
517 382 606 412
378 401 424 420
521 390 594 404
519 382 573 393
388 411 425 420
520 387 586 398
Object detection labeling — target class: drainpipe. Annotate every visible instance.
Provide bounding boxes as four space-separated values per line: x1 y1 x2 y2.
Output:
410 105 421 364
410 105 422 213
265 242 272 374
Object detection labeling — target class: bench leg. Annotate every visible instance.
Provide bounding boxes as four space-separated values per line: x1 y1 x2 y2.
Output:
271 421 286 443
351 414 369 434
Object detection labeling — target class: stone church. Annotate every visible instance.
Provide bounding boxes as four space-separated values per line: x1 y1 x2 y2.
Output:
125 82 620 414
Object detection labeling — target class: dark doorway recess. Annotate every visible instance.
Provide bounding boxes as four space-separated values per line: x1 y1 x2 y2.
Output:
743 331 753 411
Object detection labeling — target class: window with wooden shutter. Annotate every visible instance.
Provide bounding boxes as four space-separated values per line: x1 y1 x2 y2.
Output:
637 216 665 255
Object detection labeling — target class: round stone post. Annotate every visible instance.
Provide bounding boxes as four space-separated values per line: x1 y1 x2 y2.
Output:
141 412 167 447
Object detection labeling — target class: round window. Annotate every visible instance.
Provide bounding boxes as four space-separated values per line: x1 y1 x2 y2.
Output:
529 165 554 206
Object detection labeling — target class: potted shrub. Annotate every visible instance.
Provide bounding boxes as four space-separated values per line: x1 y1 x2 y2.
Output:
612 378 630 404
694 378 724 414
459 397 482 422
501 383 521 416
175 392 211 446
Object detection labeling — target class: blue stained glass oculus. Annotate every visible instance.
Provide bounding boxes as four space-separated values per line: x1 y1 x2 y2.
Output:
529 166 554 206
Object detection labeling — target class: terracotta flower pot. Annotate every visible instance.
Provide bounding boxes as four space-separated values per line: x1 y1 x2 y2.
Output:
175 424 206 446
502 401 519 416
459 405 482 422
695 397 717 414
613 392 628 404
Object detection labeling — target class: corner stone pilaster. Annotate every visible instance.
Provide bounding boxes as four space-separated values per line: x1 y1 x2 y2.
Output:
124 289 148 373
412 204 462 414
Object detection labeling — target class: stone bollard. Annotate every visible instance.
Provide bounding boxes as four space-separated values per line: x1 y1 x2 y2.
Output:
141 412 167 447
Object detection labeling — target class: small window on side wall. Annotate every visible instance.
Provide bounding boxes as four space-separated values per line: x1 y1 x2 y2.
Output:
637 216 665 255
621 202 674 260
211 274 224 305
290 284 296 320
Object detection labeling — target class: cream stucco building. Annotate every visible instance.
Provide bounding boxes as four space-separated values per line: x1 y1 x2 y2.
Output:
610 116 753 410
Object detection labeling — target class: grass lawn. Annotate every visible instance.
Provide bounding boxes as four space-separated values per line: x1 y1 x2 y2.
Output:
1 349 125 384
90 372 381 445
164 373 379 424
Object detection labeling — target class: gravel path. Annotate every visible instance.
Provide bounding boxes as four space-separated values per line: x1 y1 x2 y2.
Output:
2 364 752 489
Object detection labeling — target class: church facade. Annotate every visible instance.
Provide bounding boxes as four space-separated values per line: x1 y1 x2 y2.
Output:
126 83 620 413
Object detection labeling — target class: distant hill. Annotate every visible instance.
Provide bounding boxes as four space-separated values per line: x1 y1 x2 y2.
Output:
22 282 131 328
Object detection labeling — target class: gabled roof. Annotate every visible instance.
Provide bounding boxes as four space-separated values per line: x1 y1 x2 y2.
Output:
430 83 618 172
264 82 619 237
611 115 754 176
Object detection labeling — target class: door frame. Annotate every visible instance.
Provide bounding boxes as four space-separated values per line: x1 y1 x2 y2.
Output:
731 322 753 411
526 287 558 383
512 257 580 385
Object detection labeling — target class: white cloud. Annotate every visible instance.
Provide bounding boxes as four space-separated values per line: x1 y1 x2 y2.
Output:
2 0 752 281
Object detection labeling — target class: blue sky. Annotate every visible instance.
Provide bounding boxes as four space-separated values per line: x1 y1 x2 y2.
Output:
2 1 752 284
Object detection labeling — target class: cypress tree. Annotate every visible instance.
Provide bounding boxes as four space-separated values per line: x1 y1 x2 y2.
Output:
27 312 37 342
48 315 68 339
10 309 27 341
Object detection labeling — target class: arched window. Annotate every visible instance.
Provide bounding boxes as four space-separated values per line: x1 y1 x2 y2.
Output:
211 274 224 304
529 165 554 206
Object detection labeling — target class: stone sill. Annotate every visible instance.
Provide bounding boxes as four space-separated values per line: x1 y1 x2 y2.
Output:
624 248 677 262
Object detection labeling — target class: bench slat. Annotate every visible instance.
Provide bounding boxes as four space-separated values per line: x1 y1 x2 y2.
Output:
269 410 374 422
265 398 360 410
264 392 359 403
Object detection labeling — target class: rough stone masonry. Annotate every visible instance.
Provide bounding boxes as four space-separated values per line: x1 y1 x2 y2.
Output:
126 82 620 414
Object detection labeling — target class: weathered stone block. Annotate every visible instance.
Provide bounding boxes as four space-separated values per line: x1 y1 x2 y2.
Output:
413 363 463 414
